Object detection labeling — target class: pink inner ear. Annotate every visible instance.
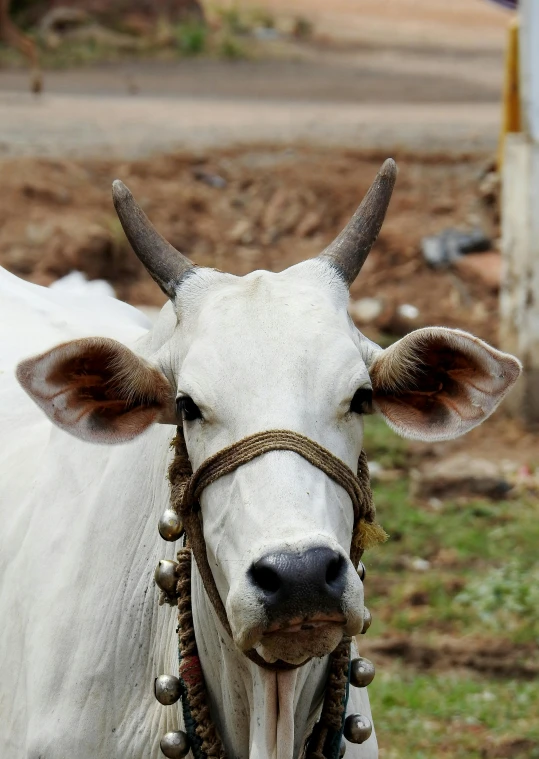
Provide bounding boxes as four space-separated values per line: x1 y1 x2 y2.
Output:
371 330 521 441
49 345 144 419
17 337 173 444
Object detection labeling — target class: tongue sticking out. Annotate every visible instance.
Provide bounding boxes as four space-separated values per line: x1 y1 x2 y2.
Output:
250 668 325 759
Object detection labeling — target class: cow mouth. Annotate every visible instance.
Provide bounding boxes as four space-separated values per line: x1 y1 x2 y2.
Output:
264 613 346 636
256 613 346 664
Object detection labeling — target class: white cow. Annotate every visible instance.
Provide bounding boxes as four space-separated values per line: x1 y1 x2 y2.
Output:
0 160 520 759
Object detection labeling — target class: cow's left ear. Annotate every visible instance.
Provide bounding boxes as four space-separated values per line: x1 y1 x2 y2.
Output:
16 337 176 444
369 327 521 441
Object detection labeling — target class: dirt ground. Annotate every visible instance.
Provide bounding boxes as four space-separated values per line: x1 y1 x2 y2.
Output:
4 142 538 465
0 145 498 327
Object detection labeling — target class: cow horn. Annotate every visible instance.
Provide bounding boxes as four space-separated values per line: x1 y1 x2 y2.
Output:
112 180 194 300
320 158 397 285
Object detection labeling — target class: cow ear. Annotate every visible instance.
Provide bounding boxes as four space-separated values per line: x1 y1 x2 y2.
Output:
369 327 521 441
16 337 175 444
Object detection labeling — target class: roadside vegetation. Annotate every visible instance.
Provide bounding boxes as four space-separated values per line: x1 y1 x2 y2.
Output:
361 416 539 759
0 3 314 69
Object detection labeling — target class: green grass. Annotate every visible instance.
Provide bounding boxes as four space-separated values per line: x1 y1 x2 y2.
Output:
369 667 539 758
174 22 208 55
365 473 539 642
359 414 539 756
361 418 539 640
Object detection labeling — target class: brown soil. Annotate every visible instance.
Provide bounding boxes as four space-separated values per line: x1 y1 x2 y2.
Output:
4 144 536 462
0 145 499 341
482 739 539 759
360 635 539 680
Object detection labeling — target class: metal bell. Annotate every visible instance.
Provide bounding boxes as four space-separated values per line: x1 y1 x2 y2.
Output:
158 509 184 542
339 737 346 757
154 560 180 596
360 607 372 634
343 714 373 745
350 657 375 688
160 730 190 759
155 674 182 705
357 561 366 581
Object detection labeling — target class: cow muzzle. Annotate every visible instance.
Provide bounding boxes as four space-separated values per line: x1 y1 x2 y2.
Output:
227 542 365 664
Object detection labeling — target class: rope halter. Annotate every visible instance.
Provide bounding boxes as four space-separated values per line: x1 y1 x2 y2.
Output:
155 426 387 759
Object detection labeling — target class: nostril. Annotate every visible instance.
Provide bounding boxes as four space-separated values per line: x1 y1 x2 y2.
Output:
251 565 281 594
326 555 344 586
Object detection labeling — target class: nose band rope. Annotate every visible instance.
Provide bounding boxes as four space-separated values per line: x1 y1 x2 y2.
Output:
166 426 387 759
168 427 386 661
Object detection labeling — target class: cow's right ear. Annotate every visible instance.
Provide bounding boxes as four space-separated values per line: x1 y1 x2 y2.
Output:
16 337 175 444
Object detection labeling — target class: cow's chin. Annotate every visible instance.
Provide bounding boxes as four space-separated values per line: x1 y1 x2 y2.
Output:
256 621 345 666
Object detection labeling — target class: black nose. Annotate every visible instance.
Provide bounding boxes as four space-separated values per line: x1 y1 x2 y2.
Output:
249 546 347 620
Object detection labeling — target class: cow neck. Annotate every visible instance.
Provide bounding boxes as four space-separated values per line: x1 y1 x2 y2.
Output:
166 426 386 759
175 545 351 759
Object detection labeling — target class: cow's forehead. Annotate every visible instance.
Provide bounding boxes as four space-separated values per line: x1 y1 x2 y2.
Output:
177 259 350 338
167 260 373 417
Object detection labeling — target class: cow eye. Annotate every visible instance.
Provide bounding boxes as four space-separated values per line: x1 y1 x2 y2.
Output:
176 396 202 422
350 387 373 415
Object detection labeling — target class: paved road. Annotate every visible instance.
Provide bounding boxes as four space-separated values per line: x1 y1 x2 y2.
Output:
0 33 503 159
0 90 500 158
0 0 507 158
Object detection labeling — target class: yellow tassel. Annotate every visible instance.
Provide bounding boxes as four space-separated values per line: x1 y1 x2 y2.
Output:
354 521 389 551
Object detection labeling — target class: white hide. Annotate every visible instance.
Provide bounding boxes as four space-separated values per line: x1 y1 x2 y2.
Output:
0 264 378 759
49 270 117 300
0 268 178 757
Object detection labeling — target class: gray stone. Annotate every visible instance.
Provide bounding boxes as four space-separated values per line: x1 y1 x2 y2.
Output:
411 454 512 500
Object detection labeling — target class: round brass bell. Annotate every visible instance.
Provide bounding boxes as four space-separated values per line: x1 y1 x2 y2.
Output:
357 561 366 581
343 714 372 745
158 509 184 542
154 560 180 596
350 657 375 688
339 737 346 757
360 607 372 634
155 674 182 705
160 730 190 759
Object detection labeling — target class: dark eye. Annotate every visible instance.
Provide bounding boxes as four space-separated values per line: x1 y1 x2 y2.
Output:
350 387 373 415
176 396 202 422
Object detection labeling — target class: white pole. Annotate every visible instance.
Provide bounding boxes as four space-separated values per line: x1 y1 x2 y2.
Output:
500 0 539 424
519 0 539 141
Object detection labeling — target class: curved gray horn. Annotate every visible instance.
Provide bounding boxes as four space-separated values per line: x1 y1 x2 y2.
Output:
320 158 397 285
112 180 194 299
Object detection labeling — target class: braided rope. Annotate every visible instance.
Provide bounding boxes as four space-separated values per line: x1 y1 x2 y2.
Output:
176 547 226 759
176 545 351 759
168 426 386 759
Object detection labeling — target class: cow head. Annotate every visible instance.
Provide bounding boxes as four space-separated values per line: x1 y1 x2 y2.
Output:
16 161 521 665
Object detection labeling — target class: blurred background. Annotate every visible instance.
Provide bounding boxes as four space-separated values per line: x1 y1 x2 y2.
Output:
0 1 537 757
